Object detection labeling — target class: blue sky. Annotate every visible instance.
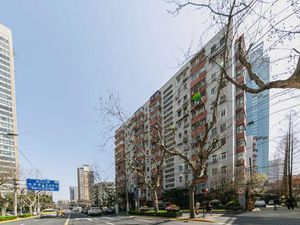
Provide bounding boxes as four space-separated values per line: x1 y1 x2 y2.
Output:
0 0 208 200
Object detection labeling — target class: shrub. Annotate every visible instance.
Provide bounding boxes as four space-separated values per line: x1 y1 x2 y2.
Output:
18 214 32 218
0 216 17 221
226 200 241 210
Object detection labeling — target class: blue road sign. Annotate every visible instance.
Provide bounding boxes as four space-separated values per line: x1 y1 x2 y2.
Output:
26 178 59 191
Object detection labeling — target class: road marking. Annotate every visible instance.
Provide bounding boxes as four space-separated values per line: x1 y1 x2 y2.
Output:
64 214 71 225
87 218 93 221
103 217 113 220
105 222 114 225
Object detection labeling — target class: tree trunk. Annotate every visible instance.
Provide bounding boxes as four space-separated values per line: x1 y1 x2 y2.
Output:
151 189 159 212
1 201 8 216
189 176 197 219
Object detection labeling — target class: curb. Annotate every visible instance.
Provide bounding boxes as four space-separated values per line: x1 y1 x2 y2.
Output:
172 217 215 223
0 216 38 224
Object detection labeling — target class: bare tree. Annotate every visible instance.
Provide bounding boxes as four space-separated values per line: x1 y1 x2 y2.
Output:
98 94 167 212
166 0 300 92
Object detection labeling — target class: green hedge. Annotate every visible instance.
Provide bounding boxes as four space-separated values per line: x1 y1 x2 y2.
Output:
0 216 17 221
129 210 182 217
18 214 32 218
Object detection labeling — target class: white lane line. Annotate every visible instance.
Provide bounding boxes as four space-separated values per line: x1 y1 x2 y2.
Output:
87 218 93 221
103 217 113 220
64 214 71 225
105 222 114 225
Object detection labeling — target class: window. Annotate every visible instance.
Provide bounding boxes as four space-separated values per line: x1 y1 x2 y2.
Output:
179 165 183 172
236 125 244 133
178 133 182 139
212 155 217 163
177 109 182 117
220 36 225 46
221 152 227 160
236 97 244 106
221 166 227 174
147 167 150 172
212 168 218 176
220 123 226 132
221 137 226 146
237 139 245 147
177 99 181 105
184 83 188 90
211 87 216 95
211 73 216 82
177 121 182 128
179 176 183 182
211 127 217 137
211 44 217 53
220 95 226 103
221 109 226 117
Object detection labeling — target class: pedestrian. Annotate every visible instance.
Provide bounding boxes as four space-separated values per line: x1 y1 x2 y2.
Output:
286 199 291 210
273 198 279 210
195 202 200 215
290 198 295 210
205 202 213 216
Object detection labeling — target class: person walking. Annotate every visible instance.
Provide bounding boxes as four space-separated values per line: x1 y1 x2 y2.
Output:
286 199 291 210
205 202 213 216
273 198 279 210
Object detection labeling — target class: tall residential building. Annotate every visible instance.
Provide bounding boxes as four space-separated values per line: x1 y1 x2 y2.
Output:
69 186 78 202
115 29 251 206
246 42 270 174
77 165 94 202
0 23 19 188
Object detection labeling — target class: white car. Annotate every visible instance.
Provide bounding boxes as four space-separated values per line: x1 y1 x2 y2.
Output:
255 200 266 208
88 207 102 216
40 209 57 218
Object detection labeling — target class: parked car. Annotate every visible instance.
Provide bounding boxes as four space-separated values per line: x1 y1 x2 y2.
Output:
82 207 90 214
102 207 115 215
40 209 57 218
88 207 102 216
255 200 266 208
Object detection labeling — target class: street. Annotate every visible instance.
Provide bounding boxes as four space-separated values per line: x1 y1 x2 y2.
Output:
4 207 300 225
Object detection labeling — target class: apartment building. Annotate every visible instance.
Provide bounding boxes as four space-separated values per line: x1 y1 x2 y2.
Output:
77 164 94 202
0 23 19 189
115 29 251 206
69 186 79 202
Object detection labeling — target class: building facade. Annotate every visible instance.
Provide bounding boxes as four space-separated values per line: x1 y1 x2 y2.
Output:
115 30 252 206
77 165 94 202
246 42 270 174
0 23 19 189
69 186 79 202
91 182 115 207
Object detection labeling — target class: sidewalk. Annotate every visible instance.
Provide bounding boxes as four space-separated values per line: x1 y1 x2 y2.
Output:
177 212 223 223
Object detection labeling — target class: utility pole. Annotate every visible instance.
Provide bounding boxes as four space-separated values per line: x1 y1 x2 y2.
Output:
288 114 293 199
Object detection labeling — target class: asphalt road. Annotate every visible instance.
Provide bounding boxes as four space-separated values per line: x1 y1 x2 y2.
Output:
4 207 300 225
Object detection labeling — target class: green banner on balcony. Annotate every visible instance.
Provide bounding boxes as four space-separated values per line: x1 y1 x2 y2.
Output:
192 91 202 102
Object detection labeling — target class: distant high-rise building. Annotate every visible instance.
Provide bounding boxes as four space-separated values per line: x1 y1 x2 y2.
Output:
0 23 19 188
69 186 78 202
77 165 94 201
246 42 270 174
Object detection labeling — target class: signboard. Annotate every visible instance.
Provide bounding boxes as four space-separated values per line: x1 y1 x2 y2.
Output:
26 178 59 191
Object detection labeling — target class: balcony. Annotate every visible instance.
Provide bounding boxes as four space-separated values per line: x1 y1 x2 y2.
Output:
236 146 245 153
191 126 205 138
191 110 207 125
236 131 245 139
191 71 207 88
